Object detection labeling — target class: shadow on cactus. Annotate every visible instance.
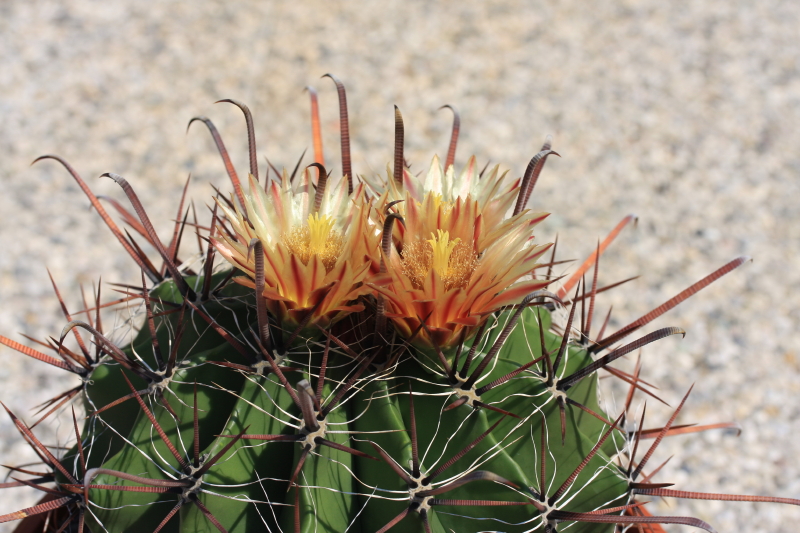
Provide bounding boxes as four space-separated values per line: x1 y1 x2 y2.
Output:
1 75 798 533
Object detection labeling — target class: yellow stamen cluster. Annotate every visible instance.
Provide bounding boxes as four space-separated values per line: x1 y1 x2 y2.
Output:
283 214 343 272
401 230 478 291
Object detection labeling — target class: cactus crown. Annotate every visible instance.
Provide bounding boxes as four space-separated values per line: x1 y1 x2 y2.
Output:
0 76 797 533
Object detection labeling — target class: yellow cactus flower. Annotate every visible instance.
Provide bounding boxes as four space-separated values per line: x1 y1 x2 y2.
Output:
213 170 385 334
372 179 552 350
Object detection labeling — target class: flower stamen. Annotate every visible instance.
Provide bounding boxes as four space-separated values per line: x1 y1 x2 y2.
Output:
283 214 343 272
401 230 477 291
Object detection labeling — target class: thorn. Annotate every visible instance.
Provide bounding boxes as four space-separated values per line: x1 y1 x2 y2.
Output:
439 104 460 170
216 99 259 181
322 73 353 194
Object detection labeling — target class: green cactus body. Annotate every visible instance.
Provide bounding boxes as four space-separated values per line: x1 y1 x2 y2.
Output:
64 275 630 533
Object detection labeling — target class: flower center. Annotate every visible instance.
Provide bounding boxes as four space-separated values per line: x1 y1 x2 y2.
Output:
401 230 478 291
283 214 343 272
428 230 460 277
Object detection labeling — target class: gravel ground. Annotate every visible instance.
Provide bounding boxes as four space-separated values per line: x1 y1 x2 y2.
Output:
1 1 799 531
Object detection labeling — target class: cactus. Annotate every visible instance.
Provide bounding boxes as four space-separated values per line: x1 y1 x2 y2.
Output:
1 76 798 533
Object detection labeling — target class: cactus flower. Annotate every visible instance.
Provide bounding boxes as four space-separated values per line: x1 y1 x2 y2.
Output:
372 160 552 349
213 171 385 333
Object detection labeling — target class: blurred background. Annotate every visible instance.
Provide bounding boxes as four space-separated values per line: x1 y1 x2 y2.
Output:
1 1 798 531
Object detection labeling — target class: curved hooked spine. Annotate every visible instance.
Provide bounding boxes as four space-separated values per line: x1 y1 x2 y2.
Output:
307 162 330 215
101 173 196 301
323 74 353 195
216 99 259 182
31 155 162 283
186 116 246 209
439 104 460 171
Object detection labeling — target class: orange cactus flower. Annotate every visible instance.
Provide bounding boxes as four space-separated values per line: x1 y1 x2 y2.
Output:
371 157 552 350
213 170 385 334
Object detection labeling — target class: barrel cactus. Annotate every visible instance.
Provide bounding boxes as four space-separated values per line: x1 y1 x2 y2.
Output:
1 76 797 533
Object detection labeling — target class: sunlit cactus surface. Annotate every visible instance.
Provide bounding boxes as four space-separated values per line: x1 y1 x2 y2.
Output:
1 76 797 533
